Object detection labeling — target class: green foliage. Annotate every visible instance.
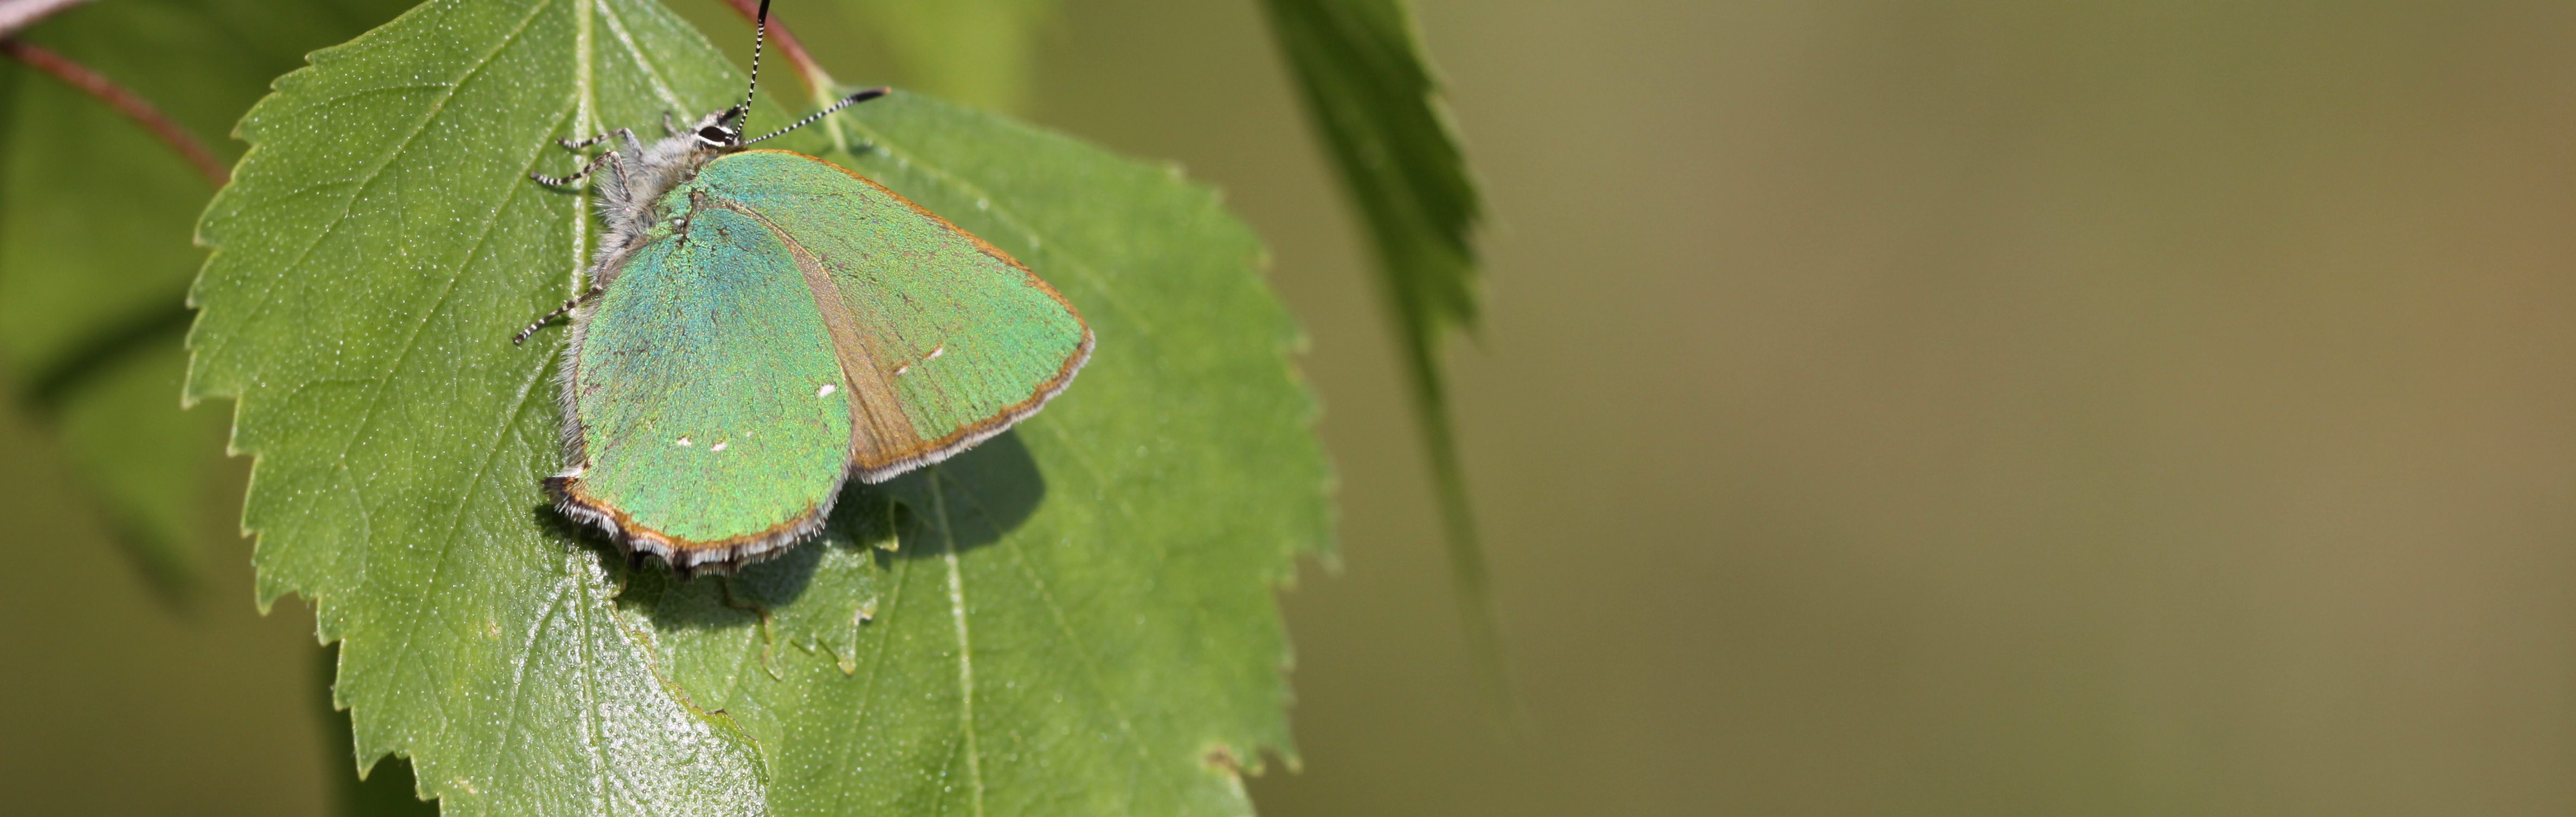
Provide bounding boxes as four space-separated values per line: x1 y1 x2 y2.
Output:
182 0 1324 813
317 644 443 816
47 343 223 598
832 0 1055 114
0 0 419 595
1255 0 1500 708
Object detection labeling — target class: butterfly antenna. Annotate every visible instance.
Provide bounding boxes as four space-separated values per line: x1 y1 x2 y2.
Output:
731 0 771 139
745 86 888 145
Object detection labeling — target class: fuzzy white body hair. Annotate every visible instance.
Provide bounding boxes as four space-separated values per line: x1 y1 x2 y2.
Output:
585 112 733 291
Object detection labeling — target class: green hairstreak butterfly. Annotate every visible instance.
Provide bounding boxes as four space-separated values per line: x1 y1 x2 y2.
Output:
519 0 1091 574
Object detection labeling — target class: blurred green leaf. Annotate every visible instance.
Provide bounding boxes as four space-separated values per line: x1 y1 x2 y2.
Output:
1255 0 1502 709
186 0 1324 813
0 0 417 596
831 0 1053 113
49 343 223 599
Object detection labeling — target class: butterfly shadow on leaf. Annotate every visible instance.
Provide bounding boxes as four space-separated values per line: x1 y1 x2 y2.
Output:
588 429 1048 632
878 428 1048 561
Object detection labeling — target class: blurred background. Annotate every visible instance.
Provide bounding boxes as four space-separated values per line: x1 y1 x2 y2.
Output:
8 0 2576 814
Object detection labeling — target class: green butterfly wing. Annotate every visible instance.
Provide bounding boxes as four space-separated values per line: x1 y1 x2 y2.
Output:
553 150 1089 569
553 203 859 567
690 150 1092 481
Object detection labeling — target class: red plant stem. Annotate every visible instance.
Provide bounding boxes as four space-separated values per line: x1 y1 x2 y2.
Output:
1 38 227 186
0 0 91 38
716 0 832 97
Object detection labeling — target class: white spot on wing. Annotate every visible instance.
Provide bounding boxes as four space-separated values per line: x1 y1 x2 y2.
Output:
927 344 946 360
818 383 838 398
676 437 692 447
711 441 729 452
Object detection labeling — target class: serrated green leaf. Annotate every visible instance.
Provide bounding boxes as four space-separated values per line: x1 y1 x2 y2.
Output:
317 644 445 816
0 0 417 596
629 92 1329 816
1 0 423 376
1255 0 1504 711
186 0 1325 813
188 1 791 812
830 0 1054 114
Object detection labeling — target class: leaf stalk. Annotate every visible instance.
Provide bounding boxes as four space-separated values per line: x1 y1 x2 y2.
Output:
0 37 227 186
715 0 835 96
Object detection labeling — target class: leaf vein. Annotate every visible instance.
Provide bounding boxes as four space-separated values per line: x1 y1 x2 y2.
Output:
486 566 579 795
593 0 691 117
826 531 912 815
970 482 1161 769
931 475 988 817
369 109 562 731
199 0 556 383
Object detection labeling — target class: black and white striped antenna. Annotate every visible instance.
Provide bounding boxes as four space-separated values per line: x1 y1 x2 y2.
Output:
745 87 887 144
726 0 889 146
728 0 772 139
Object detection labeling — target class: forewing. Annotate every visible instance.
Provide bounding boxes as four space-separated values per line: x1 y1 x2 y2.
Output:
562 205 856 560
699 150 1092 481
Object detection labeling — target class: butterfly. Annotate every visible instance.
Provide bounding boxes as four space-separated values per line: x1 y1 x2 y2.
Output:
519 0 1090 575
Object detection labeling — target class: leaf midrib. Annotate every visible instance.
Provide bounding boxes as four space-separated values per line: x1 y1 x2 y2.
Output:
596 0 691 116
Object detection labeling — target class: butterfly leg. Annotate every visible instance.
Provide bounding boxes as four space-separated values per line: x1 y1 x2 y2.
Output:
662 111 679 135
529 148 619 187
556 126 636 152
512 280 608 345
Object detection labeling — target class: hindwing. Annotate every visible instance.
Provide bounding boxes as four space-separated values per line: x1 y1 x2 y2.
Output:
551 150 1090 570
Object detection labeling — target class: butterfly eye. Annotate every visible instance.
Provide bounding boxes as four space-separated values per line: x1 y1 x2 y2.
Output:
695 125 734 145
